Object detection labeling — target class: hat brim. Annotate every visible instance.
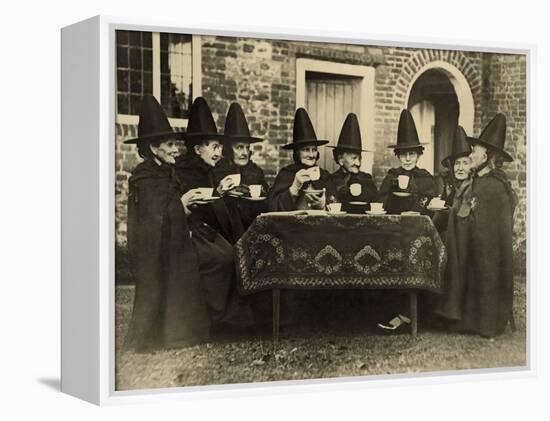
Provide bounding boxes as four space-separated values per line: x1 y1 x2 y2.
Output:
466 138 514 162
387 142 428 150
184 132 227 145
225 135 264 144
123 130 186 144
441 151 471 168
281 139 329 150
327 145 374 153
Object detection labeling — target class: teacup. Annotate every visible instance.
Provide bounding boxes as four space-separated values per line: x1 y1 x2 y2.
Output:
430 197 446 208
370 202 384 213
249 184 262 198
349 183 362 197
197 187 214 198
327 203 342 213
397 175 410 190
307 166 320 181
227 173 241 186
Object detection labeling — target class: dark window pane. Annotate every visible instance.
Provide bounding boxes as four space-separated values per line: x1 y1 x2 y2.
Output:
129 31 141 46
117 93 129 115
160 50 169 73
160 33 168 51
117 31 155 116
116 30 129 46
130 94 143 115
161 74 171 94
143 71 153 94
130 71 142 93
117 46 128 68
117 70 129 92
143 49 152 71
129 48 142 69
142 32 152 48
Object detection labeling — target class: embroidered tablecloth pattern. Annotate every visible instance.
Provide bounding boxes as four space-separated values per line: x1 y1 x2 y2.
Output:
235 214 446 294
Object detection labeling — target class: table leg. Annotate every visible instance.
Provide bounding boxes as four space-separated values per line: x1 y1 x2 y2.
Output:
273 288 280 344
409 290 418 337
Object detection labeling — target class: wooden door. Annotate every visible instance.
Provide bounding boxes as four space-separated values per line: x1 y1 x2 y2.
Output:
410 100 435 174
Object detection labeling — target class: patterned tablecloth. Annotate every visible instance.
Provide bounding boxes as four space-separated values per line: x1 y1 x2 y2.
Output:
235 213 446 294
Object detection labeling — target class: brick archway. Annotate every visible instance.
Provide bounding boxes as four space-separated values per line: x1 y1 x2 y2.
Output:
394 50 481 135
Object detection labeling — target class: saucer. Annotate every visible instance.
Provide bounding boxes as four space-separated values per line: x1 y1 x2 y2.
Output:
196 196 220 204
306 210 327 216
243 196 266 201
303 189 324 195
327 211 346 215
427 206 449 211
393 192 412 197
366 210 387 215
348 201 368 206
228 191 245 197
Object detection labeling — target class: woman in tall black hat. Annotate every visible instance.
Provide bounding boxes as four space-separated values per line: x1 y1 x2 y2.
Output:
268 108 333 211
175 97 244 244
439 126 474 205
378 109 437 215
213 102 269 230
327 113 378 213
124 95 231 352
377 110 438 333
439 113 517 337
176 97 254 329
431 126 474 235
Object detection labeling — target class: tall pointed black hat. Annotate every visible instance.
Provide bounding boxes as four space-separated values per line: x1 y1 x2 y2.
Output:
466 114 513 162
441 126 476 168
335 113 370 152
224 103 263 143
185 96 225 145
329 113 372 161
387 109 427 151
282 108 329 150
123 95 185 144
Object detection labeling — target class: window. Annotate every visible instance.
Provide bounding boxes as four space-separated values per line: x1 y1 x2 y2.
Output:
116 31 153 115
160 33 193 119
116 30 201 125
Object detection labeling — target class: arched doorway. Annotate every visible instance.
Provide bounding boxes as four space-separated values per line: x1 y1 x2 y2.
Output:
405 61 474 176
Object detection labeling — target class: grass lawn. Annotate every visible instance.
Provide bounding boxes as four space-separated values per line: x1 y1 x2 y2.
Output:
115 277 526 391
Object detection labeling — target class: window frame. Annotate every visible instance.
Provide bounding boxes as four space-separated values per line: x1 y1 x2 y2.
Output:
116 33 202 128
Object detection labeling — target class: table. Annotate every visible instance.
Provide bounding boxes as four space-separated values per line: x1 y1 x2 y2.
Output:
235 212 447 341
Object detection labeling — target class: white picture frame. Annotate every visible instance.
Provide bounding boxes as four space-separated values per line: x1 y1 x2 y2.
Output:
61 15 533 405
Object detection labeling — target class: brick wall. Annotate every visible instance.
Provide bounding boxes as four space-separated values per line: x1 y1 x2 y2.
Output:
114 36 527 270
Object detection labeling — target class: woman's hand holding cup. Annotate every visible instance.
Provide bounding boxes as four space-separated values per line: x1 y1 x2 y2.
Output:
217 175 236 195
180 188 203 212
289 169 311 196
305 188 326 210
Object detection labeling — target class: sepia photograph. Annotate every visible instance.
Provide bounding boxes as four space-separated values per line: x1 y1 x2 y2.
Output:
113 29 527 391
